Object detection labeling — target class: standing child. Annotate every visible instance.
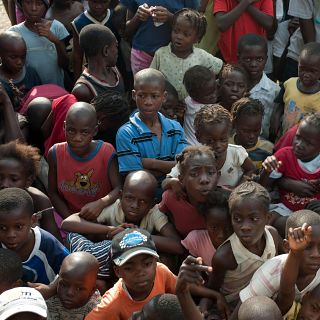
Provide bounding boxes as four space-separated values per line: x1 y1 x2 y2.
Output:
9 0 69 87
150 8 223 100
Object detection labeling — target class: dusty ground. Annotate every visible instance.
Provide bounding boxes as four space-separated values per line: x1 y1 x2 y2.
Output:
0 1 12 32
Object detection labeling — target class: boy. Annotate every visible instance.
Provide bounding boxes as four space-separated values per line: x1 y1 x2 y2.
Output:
238 34 280 140
0 188 69 284
213 0 274 63
116 69 187 184
85 228 177 320
46 252 101 320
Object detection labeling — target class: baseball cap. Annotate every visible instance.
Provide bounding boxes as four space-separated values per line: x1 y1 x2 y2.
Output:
0 287 47 320
112 229 159 266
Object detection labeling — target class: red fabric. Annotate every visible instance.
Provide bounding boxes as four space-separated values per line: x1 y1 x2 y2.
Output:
158 190 206 237
275 147 320 211
213 0 273 63
274 125 298 152
44 94 77 157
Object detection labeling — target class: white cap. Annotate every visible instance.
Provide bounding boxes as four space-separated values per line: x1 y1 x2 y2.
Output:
0 287 47 320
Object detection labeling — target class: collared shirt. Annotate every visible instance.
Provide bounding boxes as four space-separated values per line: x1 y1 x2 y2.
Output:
116 111 187 174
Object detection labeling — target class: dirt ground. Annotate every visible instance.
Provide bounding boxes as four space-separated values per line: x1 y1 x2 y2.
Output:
0 1 12 32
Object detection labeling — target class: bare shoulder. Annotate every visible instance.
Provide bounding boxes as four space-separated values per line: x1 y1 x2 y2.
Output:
213 241 237 270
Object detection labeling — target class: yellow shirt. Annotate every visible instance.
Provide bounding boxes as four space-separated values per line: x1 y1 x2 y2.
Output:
283 301 301 320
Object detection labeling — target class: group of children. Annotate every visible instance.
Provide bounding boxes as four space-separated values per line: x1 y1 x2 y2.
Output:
1 0 320 319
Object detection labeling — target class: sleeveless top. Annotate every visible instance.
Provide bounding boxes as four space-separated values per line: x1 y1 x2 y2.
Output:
221 228 276 303
53 140 115 213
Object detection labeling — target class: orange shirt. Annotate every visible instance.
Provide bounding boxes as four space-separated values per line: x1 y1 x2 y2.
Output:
85 263 177 320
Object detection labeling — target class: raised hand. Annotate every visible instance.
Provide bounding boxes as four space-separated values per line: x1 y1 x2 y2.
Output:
287 223 312 253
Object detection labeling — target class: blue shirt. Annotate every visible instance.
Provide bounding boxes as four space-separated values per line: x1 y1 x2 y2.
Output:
120 0 199 53
116 111 187 174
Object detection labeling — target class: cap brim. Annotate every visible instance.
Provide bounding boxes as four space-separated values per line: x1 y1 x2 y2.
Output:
113 248 159 266
0 305 47 320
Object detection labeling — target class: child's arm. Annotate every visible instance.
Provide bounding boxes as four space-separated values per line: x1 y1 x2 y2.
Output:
162 177 187 200
246 2 274 31
269 102 284 142
278 178 318 197
142 158 176 175
199 0 209 13
72 29 84 81
240 157 256 181
7 0 16 25
300 18 316 43
276 223 312 315
259 155 282 187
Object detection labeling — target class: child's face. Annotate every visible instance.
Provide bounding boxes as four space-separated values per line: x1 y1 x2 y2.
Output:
0 41 26 76
219 71 247 109
231 198 268 249
206 208 232 248
21 0 47 23
192 79 217 105
234 114 262 149
133 82 167 121
160 92 180 120
113 254 157 300
0 207 34 253
0 159 32 189
180 153 218 205
197 122 229 158
298 292 320 320
298 53 320 88
238 45 267 82
171 16 199 56
57 266 96 309
88 0 110 19
293 121 320 162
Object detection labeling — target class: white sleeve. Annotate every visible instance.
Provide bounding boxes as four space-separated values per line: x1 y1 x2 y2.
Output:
288 0 314 19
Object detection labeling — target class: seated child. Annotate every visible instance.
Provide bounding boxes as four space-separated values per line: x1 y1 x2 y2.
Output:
218 64 248 112
46 252 101 320
200 181 279 313
150 8 223 100
0 31 41 111
230 97 274 170
0 188 69 284
183 65 217 145
0 248 22 294
116 68 187 184
261 113 320 236
238 34 280 140
72 24 124 103
85 228 177 320
270 42 320 141
182 190 233 266
9 0 69 87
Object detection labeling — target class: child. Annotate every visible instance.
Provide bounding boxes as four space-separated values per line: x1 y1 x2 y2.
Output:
261 113 320 236
0 141 62 242
0 188 69 284
218 64 248 111
46 252 101 320
213 0 273 63
200 181 279 314
47 102 122 223
9 0 69 87
183 65 217 145
230 97 274 170
0 31 41 111
270 42 320 141
150 8 223 100
72 24 124 103
238 34 280 140
116 68 187 183
85 228 177 320
0 248 22 294
182 190 233 266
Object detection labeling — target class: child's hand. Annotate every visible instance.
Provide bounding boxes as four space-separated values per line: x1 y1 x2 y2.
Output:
35 20 55 42
28 282 56 300
79 199 105 221
216 293 230 320
168 178 187 200
288 223 312 253
285 179 318 197
262 156 282 173
150 6 173 24
136 3 151 21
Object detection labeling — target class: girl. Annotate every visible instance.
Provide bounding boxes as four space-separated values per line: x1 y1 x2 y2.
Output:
182 189 233 266
150 8 223 100
159 145 219 238
218 64 248 111
0 141 62 242
9 0 69 88
230 97 274 170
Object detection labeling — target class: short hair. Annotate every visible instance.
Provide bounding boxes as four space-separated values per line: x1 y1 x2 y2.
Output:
305 200 320 214
66 102 97 124
286 210 320 236
229 181 270 212
176 145 216 178
219 64 249 85
79 24 116 58
238 33 268 55
231 97 264 124
165 81 179 99
198 189 230 218
194 104 232 137
0 248 22 285
238 296 282 320
124 170 158 196
0 188 34 215
134 68 166 90
0 31 26 53
172 8 207 41
183 65 216 98
300 42 320 60
147 294 183 319
0 141 41 180
301 112 320 133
